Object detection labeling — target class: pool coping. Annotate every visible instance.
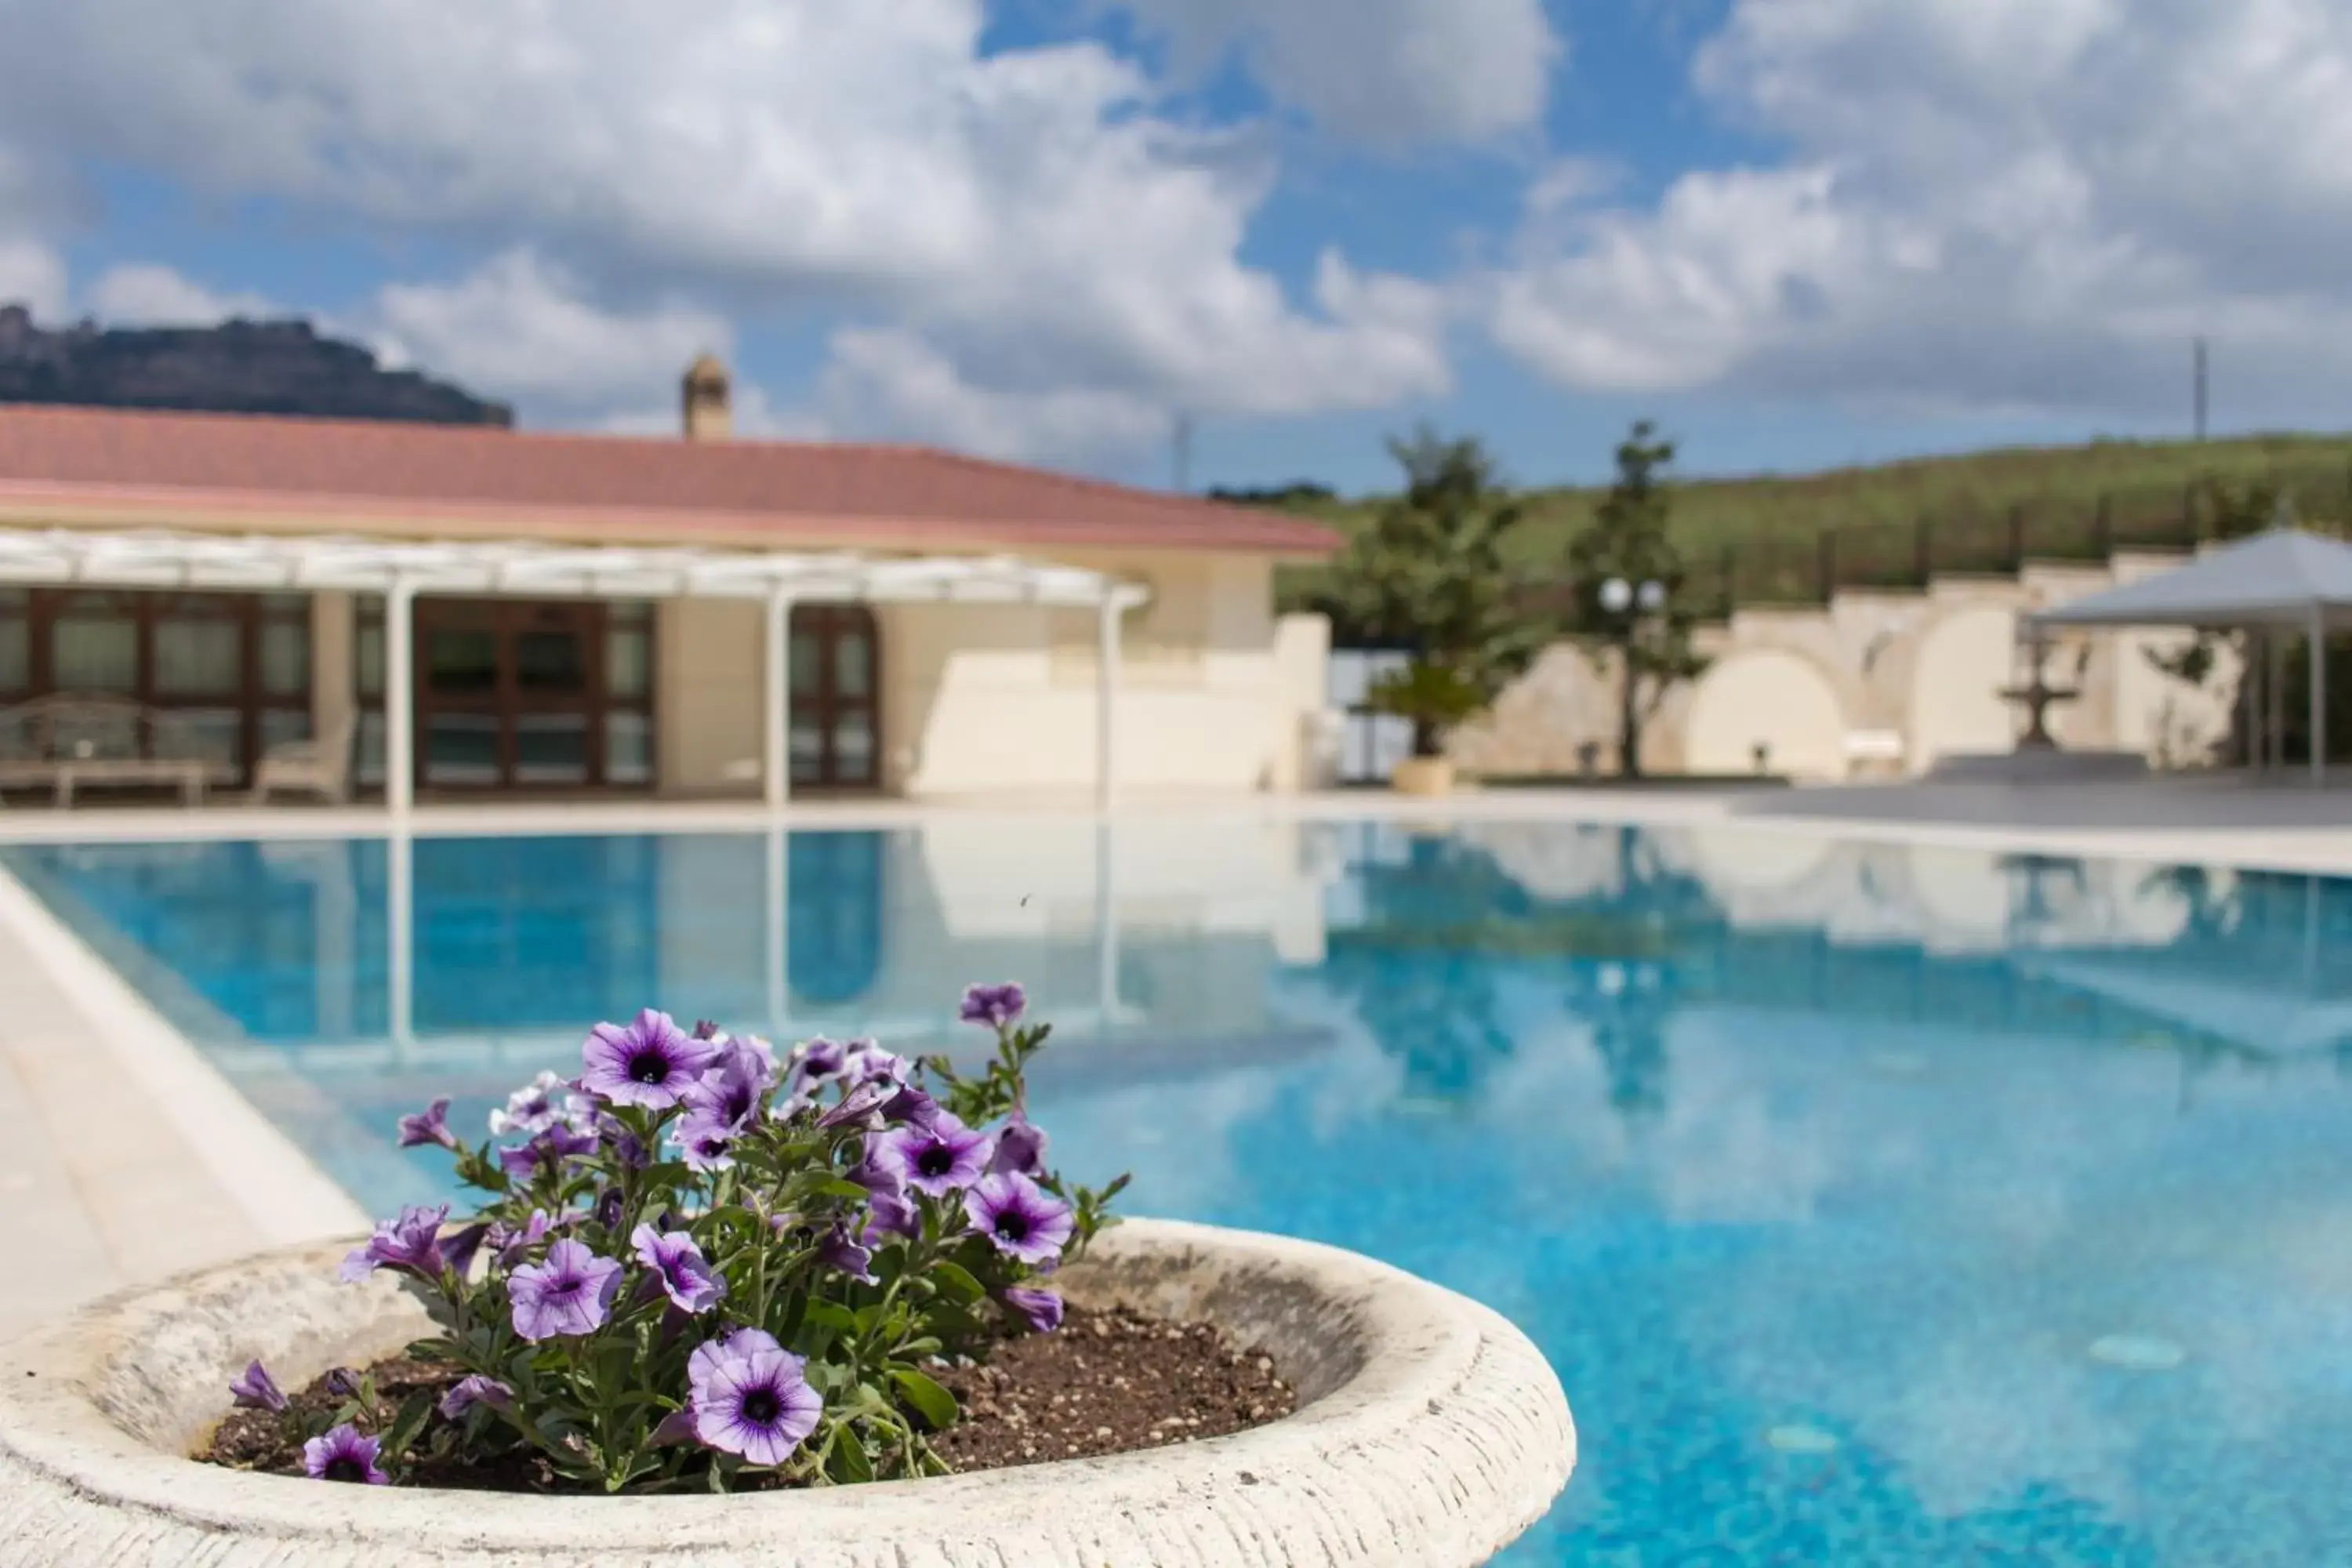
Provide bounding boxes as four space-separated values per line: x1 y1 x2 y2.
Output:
0 864 368 1251
0 788 2344 878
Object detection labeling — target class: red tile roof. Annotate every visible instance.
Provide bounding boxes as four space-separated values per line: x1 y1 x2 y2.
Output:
0 403 1342 557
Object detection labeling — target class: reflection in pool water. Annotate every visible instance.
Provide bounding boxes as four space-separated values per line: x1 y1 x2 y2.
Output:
9 818 2352 1565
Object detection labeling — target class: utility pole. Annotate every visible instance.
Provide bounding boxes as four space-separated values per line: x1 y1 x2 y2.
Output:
1171 412 1193 493
2193 336 2208 441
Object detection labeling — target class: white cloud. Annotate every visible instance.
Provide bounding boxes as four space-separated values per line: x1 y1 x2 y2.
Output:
1486 0 2352 425
814 328 1174 464
1105 0 1561 145
0 0 1457 463
0 239 67 321
82 263 271 326
0 143 69 319
367 250 732 413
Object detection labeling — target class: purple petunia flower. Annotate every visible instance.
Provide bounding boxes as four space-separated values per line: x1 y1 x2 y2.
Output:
437 1221 490 1279
1002 1285 1065 1334
632 1224 727 1314
395 1096 456 1150
964 1173 1075 1268
692 1018 724 1040
721 1032 780 1087
325 1367 362 1399
815 1080 891 1130
874 1113 995 1199
648 1406 700 1446
488 1070 585 1138
303 1424 389 1484
438 1374 514 1420
862 1186 919 1243
989 1113 1049 1176
878 1082 942 1129
339 1203 451 1283
579 1010 717 1110
847 1140 904 1196
960 982 1027 1029
791 1035 850 1083
689 1339 823 1467
596 1112 651 1170
490 1209 554 1269
688 1327 784 1392
815 1225 876 1284
675 1114 738 1173
496 1120 598 1181
683 1051 766 1133
842 1044 910 1087
229 1359 288 1413
589 1185 625 1232
508 1238 623 1341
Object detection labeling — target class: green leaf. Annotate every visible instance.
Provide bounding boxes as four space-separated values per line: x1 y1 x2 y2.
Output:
890 1368 960 1432
802 1301 858 1336
827 1428 874 1484
928 1260 985 1305
381 1391 435 1463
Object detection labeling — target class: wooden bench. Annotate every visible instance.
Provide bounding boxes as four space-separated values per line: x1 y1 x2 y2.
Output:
0 695 239 808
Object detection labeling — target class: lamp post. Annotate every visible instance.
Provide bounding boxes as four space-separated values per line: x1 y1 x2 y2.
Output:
1599 576 1667 779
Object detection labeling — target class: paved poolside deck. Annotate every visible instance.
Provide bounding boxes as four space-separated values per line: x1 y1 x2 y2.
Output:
4 777 2352 1342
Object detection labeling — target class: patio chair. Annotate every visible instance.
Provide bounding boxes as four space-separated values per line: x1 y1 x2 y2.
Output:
250 713 356 804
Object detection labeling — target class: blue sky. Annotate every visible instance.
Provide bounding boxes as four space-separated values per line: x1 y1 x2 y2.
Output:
0 1 2346 497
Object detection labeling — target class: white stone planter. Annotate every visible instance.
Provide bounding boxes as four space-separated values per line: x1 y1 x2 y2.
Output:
0 1218 1574 1566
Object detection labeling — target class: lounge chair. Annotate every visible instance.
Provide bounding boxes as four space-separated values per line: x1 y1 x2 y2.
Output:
250 713 356 804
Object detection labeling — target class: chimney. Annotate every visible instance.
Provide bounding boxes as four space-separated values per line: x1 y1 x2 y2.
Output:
682 353 732 441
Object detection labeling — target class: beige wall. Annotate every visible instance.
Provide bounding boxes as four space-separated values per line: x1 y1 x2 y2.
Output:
1454 550 2239 780
310 591 354 742
655 599 765 795
651 550 1323 799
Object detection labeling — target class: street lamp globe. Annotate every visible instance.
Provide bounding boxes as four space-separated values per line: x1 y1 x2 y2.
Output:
1636 579 1667 613
1599 576 1633 614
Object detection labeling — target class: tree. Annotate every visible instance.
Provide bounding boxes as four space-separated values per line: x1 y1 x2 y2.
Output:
1565 421 1708 779
1326 426 1547 758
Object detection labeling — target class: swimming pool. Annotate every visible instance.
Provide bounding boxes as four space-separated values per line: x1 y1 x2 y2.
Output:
9 817 2352 1565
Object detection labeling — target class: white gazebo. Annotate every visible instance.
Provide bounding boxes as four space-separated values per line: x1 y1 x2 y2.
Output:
0 527 1149 812
2030 527 2352 782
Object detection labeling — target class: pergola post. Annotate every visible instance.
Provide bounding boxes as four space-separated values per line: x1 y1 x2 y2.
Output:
384 579 416 815
764 589 794 810
1094 816 1119 1023
2311 602 2328 786
387 826 413 1052
1095 586 1121 813
2268 628 2285 771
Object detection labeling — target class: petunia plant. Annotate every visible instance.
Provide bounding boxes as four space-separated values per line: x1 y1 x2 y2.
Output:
243 982 1126 1492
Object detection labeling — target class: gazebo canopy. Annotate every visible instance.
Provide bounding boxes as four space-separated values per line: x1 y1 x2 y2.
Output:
2029 527 2352 782
2029 528 2352 630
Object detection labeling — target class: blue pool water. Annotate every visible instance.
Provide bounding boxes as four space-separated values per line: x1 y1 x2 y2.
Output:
11 818 2352 1565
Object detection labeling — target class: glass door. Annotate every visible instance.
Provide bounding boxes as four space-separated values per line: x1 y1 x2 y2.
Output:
409 598 642 792
419 601 503 788
509 602 593 787
788 604 880 791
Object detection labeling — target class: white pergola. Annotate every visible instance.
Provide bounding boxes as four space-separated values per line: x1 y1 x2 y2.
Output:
0 527 1149 811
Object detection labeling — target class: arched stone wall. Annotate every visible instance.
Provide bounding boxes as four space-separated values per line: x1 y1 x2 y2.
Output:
1682 648 1849 779
1906 604 2018 770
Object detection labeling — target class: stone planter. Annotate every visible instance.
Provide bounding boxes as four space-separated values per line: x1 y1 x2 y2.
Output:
1390 757 1456 797
0 1218 1573 1566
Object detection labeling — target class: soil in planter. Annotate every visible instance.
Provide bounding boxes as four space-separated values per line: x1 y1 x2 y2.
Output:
198 1303 1296 1490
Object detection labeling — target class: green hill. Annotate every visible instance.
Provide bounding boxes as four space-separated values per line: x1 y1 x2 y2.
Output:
1273 432 2352 620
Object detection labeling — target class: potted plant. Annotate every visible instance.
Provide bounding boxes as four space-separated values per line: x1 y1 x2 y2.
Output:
1319 429 1548 800
1369 659 1484 796
0 982 1574 1566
